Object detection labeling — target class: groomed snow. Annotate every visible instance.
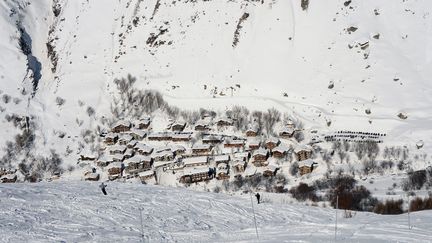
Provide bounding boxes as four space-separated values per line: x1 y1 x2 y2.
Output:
0 182 431 242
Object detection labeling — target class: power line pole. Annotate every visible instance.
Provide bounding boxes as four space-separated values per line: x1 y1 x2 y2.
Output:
249 192 259 241
335 195 338 242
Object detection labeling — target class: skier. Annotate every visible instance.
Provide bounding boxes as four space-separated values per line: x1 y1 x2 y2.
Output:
100 182 107 195
255 193 261 204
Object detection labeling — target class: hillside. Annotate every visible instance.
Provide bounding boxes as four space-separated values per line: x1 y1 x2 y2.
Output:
1 181 432 242
1 0 432 165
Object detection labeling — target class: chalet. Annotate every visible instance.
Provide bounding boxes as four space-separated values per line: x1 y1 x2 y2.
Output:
265 137 280 150
247 140 261 150
139 170 155 183
192 144 212 155
294 145 313 161
127 140 138 149
298 159 316 175
216 117 233 127
153 160 174 170
96 154 114 167
244 166 258 178
279 127 295 138
129 128 147 140
202 134 223 144
233 152 250 162
214 154 230 166
135 117 151 129
108 144 127 155
118 134 133 145
135 143 153 155
171 133 192 142
252 148 269 167
107 162 123 175
152 150 174 162
112 121 131 133
231 160 246 173
84 173 100 181
245 126 258 137
216 164 230 180
0 174 17 183
112 154 125 162
124 148 134 159
171 122 186 132
180 167 212 183
286 119 295 129
183 156 209 168
262 165 279 177
272 145 289 159
124 155 153 174
224 139 245 149
104 132 118 145
148 132 172 141
194 122 210 131
170 144 186 156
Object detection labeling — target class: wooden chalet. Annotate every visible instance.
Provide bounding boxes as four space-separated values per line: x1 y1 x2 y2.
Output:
124 148 134 159
134 143 154 155
129 128 147 140
112 154 125 162
233 152 250 162
262 165 279 177
194 123 210 131
171 122 186 132
252 148 269 167
245 126 258 137
183 156 209 168
84 172 100 181
96 154 114 167
272 145 289 159
294 145 313 161
148 132 172 141
170 144 186 156
216 164 230 180
214 154 230 166
231 160 246 173
202 134 223 144
265 138 280 150
192 144 212 155
247 140 261 150
104 132 118 145
244 166 258 178
118 134 133 145
279 127 295 138
224 139 245 149
171 133 192 142
112 121 131 133
152 150 174 162
0 174 17 183
180 167 212 183
216 118 233 127
107 162 123 176
298 159 316 175
135 117 151 129
124 155 153 174
108 144 127 155
80 153 96 162
127 140 138 149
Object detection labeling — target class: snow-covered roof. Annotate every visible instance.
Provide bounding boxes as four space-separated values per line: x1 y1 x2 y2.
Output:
130 128 147 137
153 160 174 168
225 140 245 145
107 162 123 169
127 140 138 147
105 132 118 139
171 133 191 139
266 137 280 144
214 154 230 162
113 120 131 128
124 155 152 165
148 132 172 138
298 159 315 168
253 148 268 156
246 124 258 132
294 144 312 153
273 145 289 153
192 144 211 150
183 156 209 166
248 140 261 146
202 134 223 141
135 117 151 125
84 173 99 180
233 152 249 159
279 127 295 135
1 174 16 180
108 144 127 152
97 154 115 162
152 150 173 159
119 134 133 141
183 166 210 176
170 144 186 152
135 143 153 153
244 166 257 176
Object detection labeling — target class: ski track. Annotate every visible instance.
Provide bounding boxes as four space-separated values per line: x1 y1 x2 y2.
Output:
0 182 431 242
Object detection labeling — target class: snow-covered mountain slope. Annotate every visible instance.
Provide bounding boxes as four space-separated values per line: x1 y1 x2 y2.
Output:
1 181 431 242
1 0 432 161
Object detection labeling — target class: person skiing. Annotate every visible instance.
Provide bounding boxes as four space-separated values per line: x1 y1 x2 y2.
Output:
255 193 261 204
100 182 107 195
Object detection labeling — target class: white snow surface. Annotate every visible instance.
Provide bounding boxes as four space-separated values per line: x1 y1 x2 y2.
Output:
1 182 432 243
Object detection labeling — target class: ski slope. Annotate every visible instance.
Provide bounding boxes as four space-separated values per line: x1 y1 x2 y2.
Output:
0 182 431 242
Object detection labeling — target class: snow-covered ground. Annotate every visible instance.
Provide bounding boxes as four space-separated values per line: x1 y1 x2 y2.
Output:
1 182 431 242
